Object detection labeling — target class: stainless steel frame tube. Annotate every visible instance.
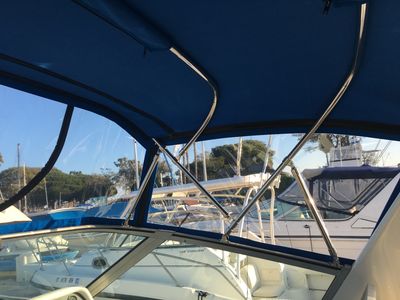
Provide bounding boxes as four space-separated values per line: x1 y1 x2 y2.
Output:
125 48 218 223
223 3 368 239
123 151 161 224
170 47 218 159
153 139 230 218
291 166 339 265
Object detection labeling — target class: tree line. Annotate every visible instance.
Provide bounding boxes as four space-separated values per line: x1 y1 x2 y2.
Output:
0 167 113 210
0 139 293 210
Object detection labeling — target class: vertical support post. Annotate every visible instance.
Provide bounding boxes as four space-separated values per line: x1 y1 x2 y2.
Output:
186 151 190 174
194 142 198 180
291 166 339 265
262 135 273 176
131 146 160 226
23 164 28 212
182 153 187 184
236 138 243 176
17 143 21 210
202 141 208 182
179 151 184 185
133 139 140 190
255 200 265 243
44 178 49 210
238 188 254 238
269 187 276 245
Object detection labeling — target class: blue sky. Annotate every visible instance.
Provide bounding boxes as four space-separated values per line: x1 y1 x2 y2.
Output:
0 85 145 174
1 84 399 175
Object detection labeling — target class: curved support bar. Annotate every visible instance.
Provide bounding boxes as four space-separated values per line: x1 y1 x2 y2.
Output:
223 3 368 241
170 47 218 159
291 166 339 265
125 48 218 223
153 139 230 218
123 150 161 224
0 106 74 213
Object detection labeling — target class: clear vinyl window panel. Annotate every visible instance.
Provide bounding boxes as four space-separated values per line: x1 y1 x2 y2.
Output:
0 82 146 226
0 231 145 298
99 240 335 300
39 107 146 217
146 134 400 260
276 176 394 218
0 85 67 211
147 137 281 234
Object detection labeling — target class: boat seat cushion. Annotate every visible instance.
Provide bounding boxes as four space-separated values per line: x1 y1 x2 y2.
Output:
280 288 311 300
241 264 260 291
286 269 308 289
253 284 285 298
252 260 286 297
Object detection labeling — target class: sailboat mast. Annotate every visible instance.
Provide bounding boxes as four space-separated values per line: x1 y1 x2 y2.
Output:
262 135 273 175
23 163 28 212
44 177 49 210
236 137 243 176
17 143 21 210
193 142 198 179
202 142 208 182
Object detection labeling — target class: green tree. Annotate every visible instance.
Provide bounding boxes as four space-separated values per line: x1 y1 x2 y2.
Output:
155 161 171 187
187 140 274 181
0 167 22 199
0 167 114 210
294 134 360 165
113 157 142 190
0 152 3 166
301 134 353 151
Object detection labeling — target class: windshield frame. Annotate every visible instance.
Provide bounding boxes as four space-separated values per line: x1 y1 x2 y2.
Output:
275 169 399 218
0 224 353 299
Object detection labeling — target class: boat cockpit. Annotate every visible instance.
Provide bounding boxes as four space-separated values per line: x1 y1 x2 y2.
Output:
0 225 344 300
1 1 400 299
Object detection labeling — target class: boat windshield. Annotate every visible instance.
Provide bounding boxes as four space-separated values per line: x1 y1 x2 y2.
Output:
0 230 145 298
145 133 400 258
0 228 338 300
105 240 335 300
275 166 399 219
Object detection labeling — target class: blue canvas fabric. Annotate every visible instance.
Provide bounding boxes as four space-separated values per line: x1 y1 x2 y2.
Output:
77 0 171 51
84 199 161 219
309 166 400 180
0 1 399 255
0 202 163 235
0 0 399 148
0 210 85 234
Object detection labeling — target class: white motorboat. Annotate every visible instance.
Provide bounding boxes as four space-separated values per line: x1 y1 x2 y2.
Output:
21 237 334 300
144 163 399 259
245 166 400 258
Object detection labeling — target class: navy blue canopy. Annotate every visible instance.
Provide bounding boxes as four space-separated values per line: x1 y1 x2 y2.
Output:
1 0 399 148
308 166 400 180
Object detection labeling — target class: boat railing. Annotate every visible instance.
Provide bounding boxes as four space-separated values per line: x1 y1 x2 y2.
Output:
150 248 247 299
37 237 71 275
26 239 43 270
